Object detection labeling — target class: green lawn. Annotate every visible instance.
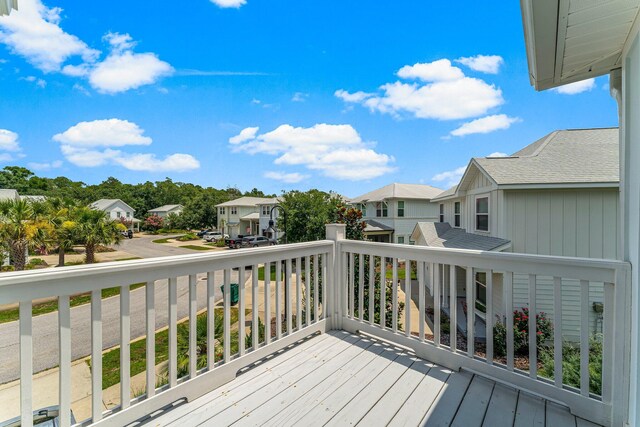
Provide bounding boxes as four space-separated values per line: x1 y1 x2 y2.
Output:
180 245 216 251
152 238 171 244
0 282 146 324
385 265 418 280
257 264 285 281
96 307 243 389
114 257 143 262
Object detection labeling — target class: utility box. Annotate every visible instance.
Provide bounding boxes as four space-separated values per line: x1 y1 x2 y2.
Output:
221 283 239 305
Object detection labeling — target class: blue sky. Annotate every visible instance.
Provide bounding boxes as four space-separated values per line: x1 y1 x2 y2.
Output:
0 0 619 198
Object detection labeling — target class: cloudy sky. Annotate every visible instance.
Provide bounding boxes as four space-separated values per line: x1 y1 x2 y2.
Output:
0 0 618 197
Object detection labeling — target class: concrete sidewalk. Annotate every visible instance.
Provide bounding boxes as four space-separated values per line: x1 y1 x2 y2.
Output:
0 360 97 423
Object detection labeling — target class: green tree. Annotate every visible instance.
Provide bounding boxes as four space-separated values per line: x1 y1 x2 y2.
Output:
278 189 343 243
74 207 124 264
0 199 50 270
45 198 79 267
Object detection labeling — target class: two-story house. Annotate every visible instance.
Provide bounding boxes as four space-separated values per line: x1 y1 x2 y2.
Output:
350 183 443 244
216 197 275 238
90 199 140 231
148 204 183 218
413 128 619 339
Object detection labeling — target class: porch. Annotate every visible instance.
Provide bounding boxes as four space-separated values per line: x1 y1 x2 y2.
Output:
145 330 596 427
0 225 630 427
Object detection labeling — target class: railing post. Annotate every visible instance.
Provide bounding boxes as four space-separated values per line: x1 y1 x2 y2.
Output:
326 224 346 330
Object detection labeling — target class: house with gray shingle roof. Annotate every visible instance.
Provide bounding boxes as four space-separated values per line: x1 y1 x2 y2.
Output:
415 128 619 341
216 197 277 238
349 183 443 244
148 204 183 218
90 199 140 231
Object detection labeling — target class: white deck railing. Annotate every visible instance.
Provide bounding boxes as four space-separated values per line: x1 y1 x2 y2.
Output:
0 241 332 427
0 226 631 427
337 239 631 427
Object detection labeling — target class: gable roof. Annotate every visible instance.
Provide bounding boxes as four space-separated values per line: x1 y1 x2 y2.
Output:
364 219 394 233
90 199 135 212
350 183 443 203
215 196 276 208
0 189 19 201
149 204 183 213
412 222 511 252
431 185 457 202
474 128 619 187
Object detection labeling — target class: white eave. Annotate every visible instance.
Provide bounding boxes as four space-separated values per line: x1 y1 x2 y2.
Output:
0 0 17 16
521 0 640 90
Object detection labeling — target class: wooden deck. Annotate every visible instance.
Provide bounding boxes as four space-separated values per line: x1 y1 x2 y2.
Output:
140 331 601 427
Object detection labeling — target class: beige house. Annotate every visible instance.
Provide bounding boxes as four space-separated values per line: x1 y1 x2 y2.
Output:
216 197 275 238
350 183 442 244
148 204 183 218
413 128 619 339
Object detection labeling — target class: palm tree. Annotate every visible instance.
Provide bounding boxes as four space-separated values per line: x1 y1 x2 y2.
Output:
46 198 78 267
74 207 124 264
0 199 50 270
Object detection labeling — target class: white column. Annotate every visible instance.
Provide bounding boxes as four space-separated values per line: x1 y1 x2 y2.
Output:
326 224 346 330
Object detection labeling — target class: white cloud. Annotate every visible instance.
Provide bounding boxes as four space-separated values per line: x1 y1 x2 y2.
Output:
553 78 595 95
114 153 200 172
72 83 90 95
0 5 172 94
292 92 308 102
87 32 174 94
22 75 46 87
0 153 15 162
230 123 395 180
487 152 508 157
210 0 246 8
229 126 259 144
336 58 504 120
432 166 466 188
27 160 63 170
0 0 99 72
0 129 21 151
455 55 504 74
53 119 152 147
450 114 520 137
397 59 464 81
264 171 309 183
54 119 199 172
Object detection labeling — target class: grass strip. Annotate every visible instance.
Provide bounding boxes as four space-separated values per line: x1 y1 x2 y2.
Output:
152 238 171 244
0 282 146 324
97 307 243 389
180 245 216 251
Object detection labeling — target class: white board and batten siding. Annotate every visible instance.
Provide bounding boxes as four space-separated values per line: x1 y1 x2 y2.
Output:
504 189 619 339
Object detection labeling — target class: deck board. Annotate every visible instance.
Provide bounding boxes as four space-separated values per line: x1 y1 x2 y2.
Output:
142 332 600 427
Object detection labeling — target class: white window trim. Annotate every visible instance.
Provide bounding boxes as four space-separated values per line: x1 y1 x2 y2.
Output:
397 200 405 218
439 204 444 223
474 194 490 233
454 201 461 228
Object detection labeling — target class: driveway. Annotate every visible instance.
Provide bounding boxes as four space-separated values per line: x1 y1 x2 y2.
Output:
116 233 196 258
0 234 250 384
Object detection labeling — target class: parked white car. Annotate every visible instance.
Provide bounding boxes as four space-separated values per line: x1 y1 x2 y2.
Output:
203 231 228 242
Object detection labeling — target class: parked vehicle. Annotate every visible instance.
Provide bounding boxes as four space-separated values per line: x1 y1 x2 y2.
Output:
196 229 213 237
0 405 76 427
241 236 276 248
225 235 248 249
121 229 133 239
203 231 228 242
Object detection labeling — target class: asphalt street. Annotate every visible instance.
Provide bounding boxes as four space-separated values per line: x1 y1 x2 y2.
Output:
0 235 248 384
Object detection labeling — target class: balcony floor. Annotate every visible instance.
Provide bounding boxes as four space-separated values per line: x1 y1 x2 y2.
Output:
141 330 600 427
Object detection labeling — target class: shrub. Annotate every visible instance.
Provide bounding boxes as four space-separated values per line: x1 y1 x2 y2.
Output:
1 265 15 272
493 307 553 357
215 239 226 247
426 306 451 334
176 233 198 241
144 214 164 231
539 335 603 395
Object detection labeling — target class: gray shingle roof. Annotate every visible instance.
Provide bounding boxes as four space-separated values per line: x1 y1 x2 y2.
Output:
90 199 134 212
413 222 510 251
215 197 276 207
149 204 183 213
350 183 443 203
0 189 19 201
364 219 394 233
474 128 619 186
431 185 458 202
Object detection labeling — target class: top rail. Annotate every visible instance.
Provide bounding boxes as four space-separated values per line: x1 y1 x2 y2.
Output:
0 241 334 304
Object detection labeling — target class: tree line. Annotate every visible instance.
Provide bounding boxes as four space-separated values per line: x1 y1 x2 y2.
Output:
0 166 272 229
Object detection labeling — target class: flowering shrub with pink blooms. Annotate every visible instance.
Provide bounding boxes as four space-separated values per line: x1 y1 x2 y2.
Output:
493 307 553 357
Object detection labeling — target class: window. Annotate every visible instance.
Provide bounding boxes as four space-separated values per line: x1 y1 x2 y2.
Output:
220 207 225 215
126 212 131 218
475 196 489 231
439 204 444 223
397 201 405 217
231 207 237 215
454 202 461 228
262 205 270 215
376 201 388 217
359 203 367 216
397 236 405 244
117 211 121 218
